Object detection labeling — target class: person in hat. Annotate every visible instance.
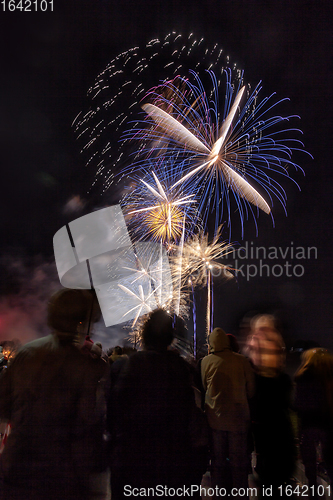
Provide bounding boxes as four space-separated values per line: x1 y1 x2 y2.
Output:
201 327 255 494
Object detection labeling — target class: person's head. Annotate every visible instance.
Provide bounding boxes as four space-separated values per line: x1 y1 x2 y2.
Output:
208 327 230 353
113 346 123 355
295 347 333 380
47 289 100 344
141 309 175 351
250 314 277 333
247 313 285 375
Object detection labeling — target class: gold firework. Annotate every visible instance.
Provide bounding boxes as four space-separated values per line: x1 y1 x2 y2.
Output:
126 171 196 243
172 227 235 288
145 203 184 241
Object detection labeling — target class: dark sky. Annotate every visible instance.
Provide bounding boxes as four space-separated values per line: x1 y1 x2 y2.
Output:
0 0 332 348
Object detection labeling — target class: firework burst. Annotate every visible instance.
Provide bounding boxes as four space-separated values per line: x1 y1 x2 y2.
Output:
118 283 158 328
125 70 310 236
121 160 199 243
72 33 238 197
126 293 190 350
69 33 310 338
172 227 234 288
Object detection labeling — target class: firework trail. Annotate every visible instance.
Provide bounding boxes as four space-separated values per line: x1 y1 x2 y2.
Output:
207 265 211 337
189 278 197 357
174 215 186 316
170 227 235 336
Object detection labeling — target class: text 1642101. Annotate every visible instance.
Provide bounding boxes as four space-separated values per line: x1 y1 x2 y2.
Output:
2 0 53 11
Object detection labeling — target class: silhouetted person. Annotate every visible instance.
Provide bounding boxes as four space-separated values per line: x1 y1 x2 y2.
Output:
294 348 333 498
0 289 103 500
109 309 202 498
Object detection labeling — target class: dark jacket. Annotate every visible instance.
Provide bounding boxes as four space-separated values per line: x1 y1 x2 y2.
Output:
251 371 296 484
110 348 198 488
294 370 331 428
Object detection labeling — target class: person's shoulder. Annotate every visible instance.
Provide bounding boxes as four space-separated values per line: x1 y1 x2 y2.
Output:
15 334 55 358
133 349 166 359
5 335 57 372
201 354 210 363
122 350 144 369
167 349 191 368
233 351 249 361
201 352 218 369
232 351 254 370
21 334 54 349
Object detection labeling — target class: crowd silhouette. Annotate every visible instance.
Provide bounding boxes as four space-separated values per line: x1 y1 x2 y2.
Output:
0 291 332 499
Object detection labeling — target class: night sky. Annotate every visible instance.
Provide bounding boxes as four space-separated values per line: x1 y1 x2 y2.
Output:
0 0 332 349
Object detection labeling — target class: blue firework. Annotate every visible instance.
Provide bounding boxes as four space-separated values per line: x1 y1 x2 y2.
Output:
72 33 235 197
122 69 311 237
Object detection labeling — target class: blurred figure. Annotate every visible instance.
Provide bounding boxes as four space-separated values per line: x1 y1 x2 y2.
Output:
201 327 255 494
109 309 203 498
245 314 286 374
294 348 333 497
0 289 103 500
94 341 109 363
238 311 258 353
249 315 295 498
